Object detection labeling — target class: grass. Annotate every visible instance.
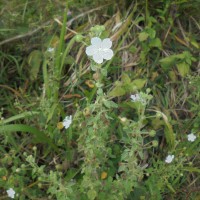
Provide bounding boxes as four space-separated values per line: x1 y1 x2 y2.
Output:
0 0 200 199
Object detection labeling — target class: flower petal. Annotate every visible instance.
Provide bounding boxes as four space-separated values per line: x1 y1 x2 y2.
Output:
86 45 94 56
93 53 103 64
102 38 112 48
102 49 114 60
91 37 102 47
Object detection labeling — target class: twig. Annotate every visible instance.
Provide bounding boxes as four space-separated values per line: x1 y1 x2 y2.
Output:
176 19 189 46
67 4 112 26
0 21 51 46
54 18 78 34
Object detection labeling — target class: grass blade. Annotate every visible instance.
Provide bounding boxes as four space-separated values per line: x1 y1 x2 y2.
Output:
0 124 59 152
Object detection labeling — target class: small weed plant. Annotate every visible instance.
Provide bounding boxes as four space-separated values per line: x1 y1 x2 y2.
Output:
0 1 199 200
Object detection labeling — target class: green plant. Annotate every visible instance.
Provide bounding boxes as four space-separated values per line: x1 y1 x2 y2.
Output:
0 1 199 199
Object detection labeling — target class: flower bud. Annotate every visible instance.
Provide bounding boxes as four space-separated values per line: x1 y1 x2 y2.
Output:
32 146 37 151
149 130 156 137
146 88 151 93
23 152 27 157
156 112 162 118
90 25 105 34
75 34 84 42
16 168 21 173
152 140 158 147
21 164 26 168
55 164 63 170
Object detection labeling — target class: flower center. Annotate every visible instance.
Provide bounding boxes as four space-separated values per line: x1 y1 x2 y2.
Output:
98 47 103 51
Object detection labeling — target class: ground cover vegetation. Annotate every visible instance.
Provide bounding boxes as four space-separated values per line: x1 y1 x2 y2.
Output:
0 0 199 199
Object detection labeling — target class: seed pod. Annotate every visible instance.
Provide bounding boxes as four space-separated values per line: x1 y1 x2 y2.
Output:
152 140 158 147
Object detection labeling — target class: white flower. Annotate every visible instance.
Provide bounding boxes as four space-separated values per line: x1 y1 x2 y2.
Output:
165 155 174 163
130 94 140 101
63 115 72 129
86 37 113 64
47 47 54 52
187 133 196 142
130 94 145 104
6 188 15 199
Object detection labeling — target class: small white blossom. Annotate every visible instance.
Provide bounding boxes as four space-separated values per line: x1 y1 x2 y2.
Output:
63 115 72 129
130 94 140 101
6 188 15 199
47 47 54 52
86 37 113 64
187 133 196 142
165 155 174 163
130 94 145 104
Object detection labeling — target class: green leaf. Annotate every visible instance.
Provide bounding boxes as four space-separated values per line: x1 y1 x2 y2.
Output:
64 168 81 182
47 103 58 123
146 28 156 39
159 55 177 70
1 111 39 125
176 62 190 77
64 55 75 65
90 64 98 71
129 45 137 53
168 71 177 81
122 73 131 85
138 32 149 41
87 190 97 200
161 114 175 149
101 68 107 77
166 182 176 193
28 50 43 81
0 124 59 152
190 38 200 49
108 86 126 97
164 125 175 149
183 167 200 173
149 38 162 49
131 79 146 90
55 5 68 73
103 100 118 109
159 51 195 71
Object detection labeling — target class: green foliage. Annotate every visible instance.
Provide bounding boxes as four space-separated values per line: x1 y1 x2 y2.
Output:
28 50 43 81
159 51 196 77
109 73 146 97
0 0 199 199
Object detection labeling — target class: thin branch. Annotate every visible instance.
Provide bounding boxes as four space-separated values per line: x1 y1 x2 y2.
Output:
67 4 112 26
0 21 51 46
